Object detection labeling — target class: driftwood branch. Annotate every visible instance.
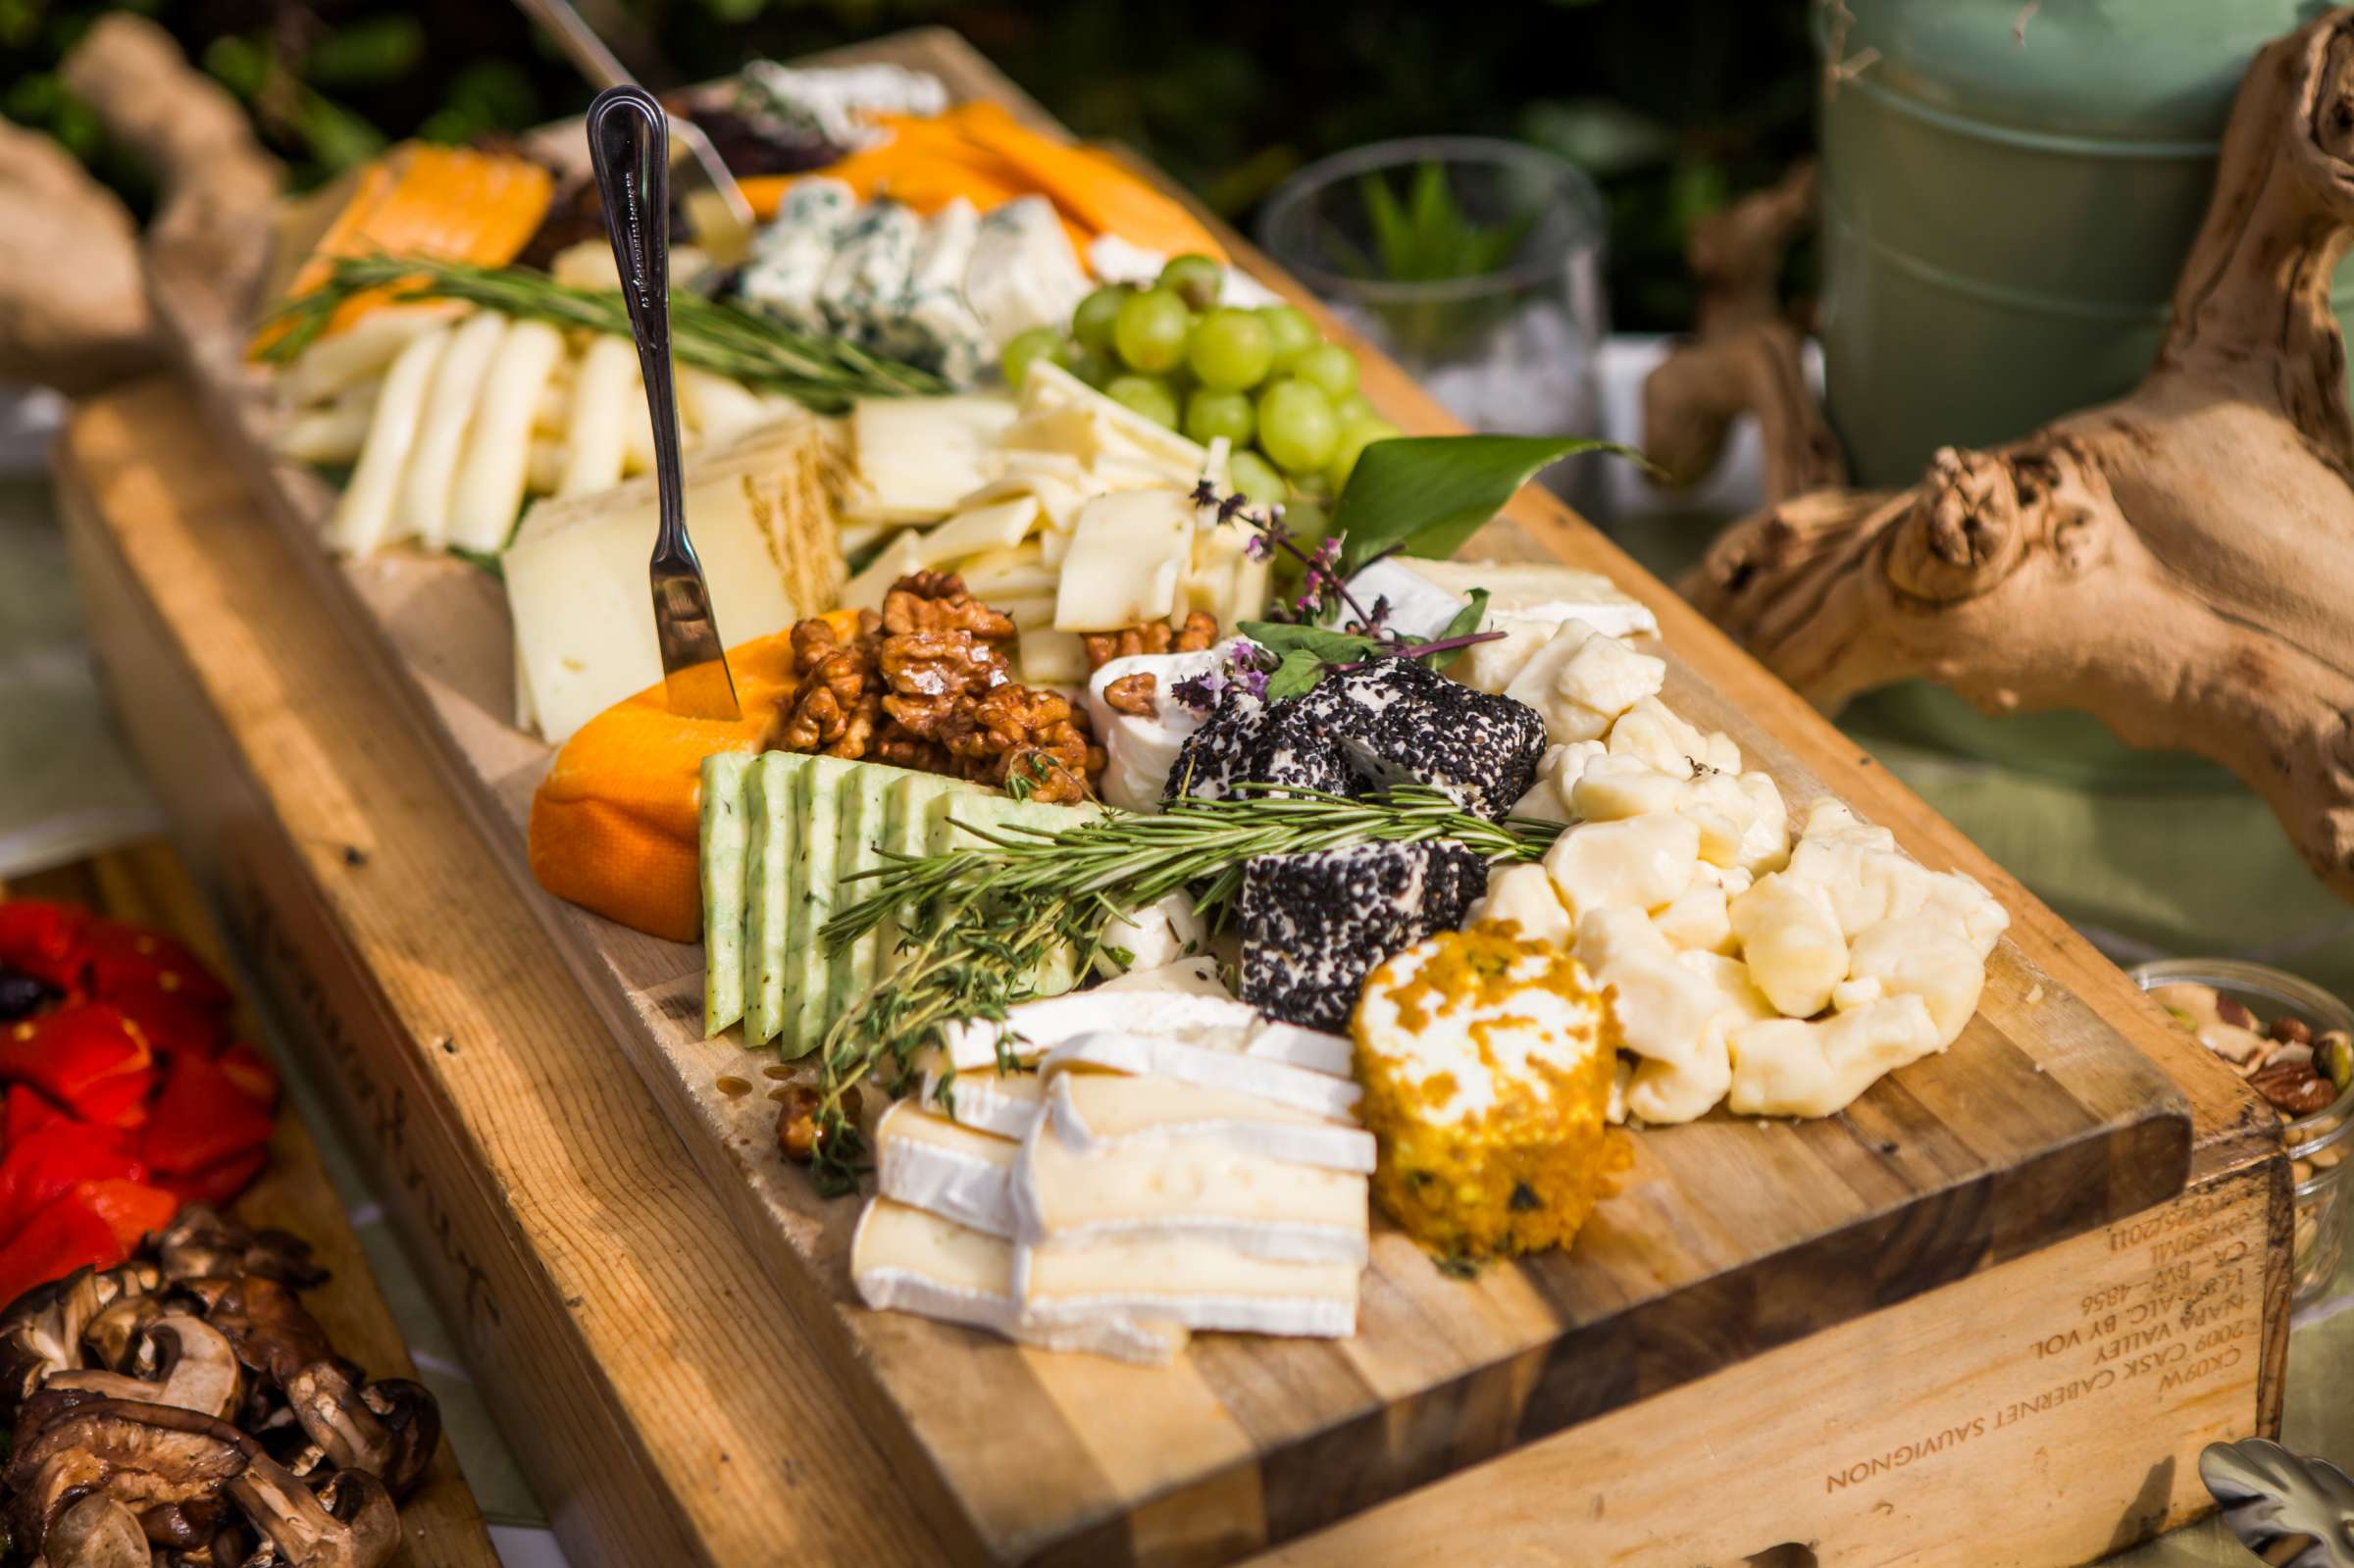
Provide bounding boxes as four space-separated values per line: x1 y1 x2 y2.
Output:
1681 8 2354 899
1642 161 1846 501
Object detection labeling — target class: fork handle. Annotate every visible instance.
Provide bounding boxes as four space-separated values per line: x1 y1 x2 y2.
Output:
586 85 690 571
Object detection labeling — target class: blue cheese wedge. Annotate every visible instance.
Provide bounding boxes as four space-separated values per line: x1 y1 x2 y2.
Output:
963 195 1091 347
1013 1237 1358 1339
850 1198 1188 1364
896 198 990 385
874 1100 1018 1237
818 199 921 348
740 177 857 330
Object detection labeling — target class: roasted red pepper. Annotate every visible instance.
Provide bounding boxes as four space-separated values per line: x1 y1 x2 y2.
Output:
141 1050 274 1178
157 1149 269 1209
0 1189 127 1311
0 903 88 993
74 1178 179 1252
0 1123 149 1240
0 1003 155 1128
5 1085 66 1148
82 918 232 1013
103 979 230 1060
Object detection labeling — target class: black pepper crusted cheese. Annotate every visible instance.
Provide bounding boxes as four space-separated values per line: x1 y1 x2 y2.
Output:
1239 838 1490 1031
1291 661 1547 821
1162 687 1366 804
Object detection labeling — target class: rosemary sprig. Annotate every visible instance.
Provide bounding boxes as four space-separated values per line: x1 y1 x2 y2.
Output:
803 784 1562 1192
256 254 947 412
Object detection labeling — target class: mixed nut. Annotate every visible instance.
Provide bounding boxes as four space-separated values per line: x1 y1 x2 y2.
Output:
0 1205 438 1567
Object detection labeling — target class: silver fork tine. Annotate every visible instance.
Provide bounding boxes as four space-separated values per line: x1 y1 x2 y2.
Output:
586 85 742 724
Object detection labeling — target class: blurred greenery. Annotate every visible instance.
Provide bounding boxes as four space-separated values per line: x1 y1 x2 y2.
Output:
0 0 1816 329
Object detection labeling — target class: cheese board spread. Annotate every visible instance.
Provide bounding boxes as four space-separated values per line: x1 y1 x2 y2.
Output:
129 30 2215 1564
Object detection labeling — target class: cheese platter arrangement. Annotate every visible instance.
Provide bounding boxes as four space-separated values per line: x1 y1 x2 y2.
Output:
72 23 2299 1568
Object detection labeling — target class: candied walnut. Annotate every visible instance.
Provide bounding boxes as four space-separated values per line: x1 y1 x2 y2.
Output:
882 573 1015 640
878 631 1008 739
944 686 1105 803
1082 611 1220 671
1103 672 1159 719
779 621 881 757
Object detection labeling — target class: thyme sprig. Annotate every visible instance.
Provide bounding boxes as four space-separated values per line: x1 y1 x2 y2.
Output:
803 784 1562 1192
256 254 947 412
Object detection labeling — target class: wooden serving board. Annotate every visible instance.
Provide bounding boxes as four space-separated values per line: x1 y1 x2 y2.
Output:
138 27 2210 1565
58 375 2291 1568
0 841 498 1568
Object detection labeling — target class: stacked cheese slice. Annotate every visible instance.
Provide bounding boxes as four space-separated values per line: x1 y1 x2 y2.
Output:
850 986 1373 1363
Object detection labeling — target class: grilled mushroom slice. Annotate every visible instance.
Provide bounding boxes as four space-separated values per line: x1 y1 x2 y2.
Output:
41 1492 149 1568
0 1262 163 1418
49 1314 242 1420
156 1207 324 1289
230 1456 399 1568
283 1363 439 1497
203 1276 336 1391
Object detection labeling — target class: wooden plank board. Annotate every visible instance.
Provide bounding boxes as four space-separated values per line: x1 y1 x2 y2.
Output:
55 375 2287 1568
133 26 2232 1564
0 841 499 1568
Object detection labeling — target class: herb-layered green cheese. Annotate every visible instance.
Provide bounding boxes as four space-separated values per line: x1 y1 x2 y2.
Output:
699 752 753 1039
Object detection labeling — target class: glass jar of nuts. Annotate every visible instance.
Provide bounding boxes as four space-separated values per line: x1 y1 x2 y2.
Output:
2131 959 2353 1305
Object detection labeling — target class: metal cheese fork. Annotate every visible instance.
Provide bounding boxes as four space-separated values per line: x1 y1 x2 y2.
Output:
587 85 742 724
516 0 755 265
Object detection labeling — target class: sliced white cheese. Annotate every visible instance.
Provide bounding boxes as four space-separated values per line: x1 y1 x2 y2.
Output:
1093 955 1229 998
553 330 638 499
1041 1033 1361 1122
501 445 802 743
874 1101 1018 1237
1014 1235 1356 1340
850 1198 1187 1364
325 323 452 557
917 1053 1046 1140
1046 1073 1373 1173
1013 1108 1369 1264
846 393 1017 523
446 320 566 552
910 495 1042 568
841 529 928 614
1017 627 1088 686
1014 362 1207 482
939 988 1349 1075
1407 559 1659 639
1052 489 1195 632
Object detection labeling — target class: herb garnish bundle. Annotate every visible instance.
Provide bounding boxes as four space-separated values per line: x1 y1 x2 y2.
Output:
257 254 947 412
805 784 1563 1192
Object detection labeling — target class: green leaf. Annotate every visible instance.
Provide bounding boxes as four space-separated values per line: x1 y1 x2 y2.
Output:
1426 587 1489 662
306 16 424 86
1263 649 1328 700
1333 434 1648 571
1236 622 1380 662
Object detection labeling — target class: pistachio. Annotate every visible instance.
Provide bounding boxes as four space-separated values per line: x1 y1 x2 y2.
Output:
2318 1032 2353 1091
2151 983 2223 1027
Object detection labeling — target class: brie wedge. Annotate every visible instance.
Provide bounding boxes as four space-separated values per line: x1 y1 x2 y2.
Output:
874 1101 1018 1237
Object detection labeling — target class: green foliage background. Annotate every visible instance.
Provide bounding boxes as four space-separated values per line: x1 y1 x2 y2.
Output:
2 0 1814 330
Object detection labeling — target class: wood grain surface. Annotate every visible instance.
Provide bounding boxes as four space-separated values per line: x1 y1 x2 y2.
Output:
0 842 498 1568
115 25 2275 1566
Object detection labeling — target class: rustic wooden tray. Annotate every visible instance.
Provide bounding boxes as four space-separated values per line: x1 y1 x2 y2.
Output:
1 841 498 1568
77 25 2291 1568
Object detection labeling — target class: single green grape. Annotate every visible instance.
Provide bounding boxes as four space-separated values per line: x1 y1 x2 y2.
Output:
1071 284 1132 354
1257 304 1318 368
1333 391 1377 428
1103 374 1182 430
1112 288 1191 373
1184 387 1255 447
1187 308 1276 391
1255 378 1342 474
1227 449 1289 511
1057 341 1113 388
1000 327 1067 391
1289 341 1361 400
1159 252 1225 311
1325 416 1403 492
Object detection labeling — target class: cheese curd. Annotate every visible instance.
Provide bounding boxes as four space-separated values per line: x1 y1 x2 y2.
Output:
1462 862 1572 946
1573 909 1733 1125
1543 812 1702 918
1504 621 1667 744
1728 872 1848 1019
1726 994 1945 1118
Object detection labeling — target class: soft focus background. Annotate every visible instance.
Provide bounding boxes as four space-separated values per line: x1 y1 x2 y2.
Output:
4 0 1816 333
